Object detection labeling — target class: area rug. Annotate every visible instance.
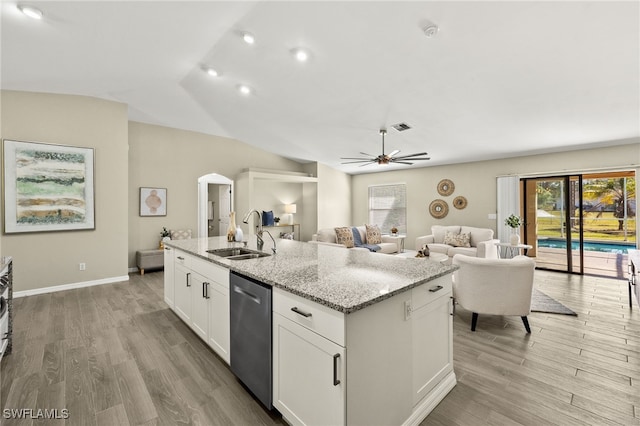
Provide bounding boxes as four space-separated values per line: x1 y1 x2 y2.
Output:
531 288 577 316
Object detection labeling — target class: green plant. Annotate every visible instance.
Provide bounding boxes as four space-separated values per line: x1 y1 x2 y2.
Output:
505 214 522 228
160 227 171 238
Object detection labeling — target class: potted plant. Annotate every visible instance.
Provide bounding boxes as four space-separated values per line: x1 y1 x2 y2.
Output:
160 227 171 249
505 214 522 245
390 226 398 236
274 217 281 225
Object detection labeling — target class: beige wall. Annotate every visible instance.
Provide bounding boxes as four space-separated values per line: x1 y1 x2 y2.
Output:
0 90 129 292
128 122 306 267
316 163 352 229
352 143 640 250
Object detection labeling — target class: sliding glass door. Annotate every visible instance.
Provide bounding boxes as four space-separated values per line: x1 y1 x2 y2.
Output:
523 175 583 273
522 171 636 278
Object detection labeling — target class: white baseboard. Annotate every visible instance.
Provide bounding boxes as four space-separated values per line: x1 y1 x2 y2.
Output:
402 372 457 426
13 275 130 298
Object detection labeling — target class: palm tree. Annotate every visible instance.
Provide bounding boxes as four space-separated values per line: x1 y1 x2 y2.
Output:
583 176 636 231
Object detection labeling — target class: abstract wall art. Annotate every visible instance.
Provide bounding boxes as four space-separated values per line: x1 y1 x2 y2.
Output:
3 139 95 233
139 187 167 216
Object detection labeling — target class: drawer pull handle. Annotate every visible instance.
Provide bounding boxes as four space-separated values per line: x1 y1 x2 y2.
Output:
177 256 185 260
186 272 191 287
429 285 443 293
165 247 171 251
203 282 211 299
333 353 341 386
291 307 312 318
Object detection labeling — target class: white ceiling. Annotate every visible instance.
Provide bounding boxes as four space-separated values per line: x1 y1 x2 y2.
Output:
2 1 639 174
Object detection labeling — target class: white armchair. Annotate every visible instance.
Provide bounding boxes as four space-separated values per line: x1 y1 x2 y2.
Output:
452 254 536 333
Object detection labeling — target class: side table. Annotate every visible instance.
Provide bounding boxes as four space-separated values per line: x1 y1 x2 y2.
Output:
386 234 406 253
495 243 532 259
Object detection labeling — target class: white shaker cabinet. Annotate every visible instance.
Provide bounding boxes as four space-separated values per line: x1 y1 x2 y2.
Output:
163 246 175 308
411 283 454 406
273 312 345 426
272 274 455 426
190 271 209 341
207 279 230 364
173 263 192 324
168 249 231 364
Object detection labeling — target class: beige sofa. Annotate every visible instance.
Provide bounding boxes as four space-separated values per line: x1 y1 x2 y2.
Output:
311 226 400 254
415 225 499 262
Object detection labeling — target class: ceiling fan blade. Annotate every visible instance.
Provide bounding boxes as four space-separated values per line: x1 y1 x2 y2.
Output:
388 149 400 157
392 152 428 160
359 152 376 157
397 157 430 161
341 157 372 160
358 161 377 167
342 160 377 164
391 161 414 165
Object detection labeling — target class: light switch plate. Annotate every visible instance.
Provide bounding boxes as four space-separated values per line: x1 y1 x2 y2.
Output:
488 213 497 220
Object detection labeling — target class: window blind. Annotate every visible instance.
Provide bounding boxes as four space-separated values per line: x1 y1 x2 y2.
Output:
368 184 407 234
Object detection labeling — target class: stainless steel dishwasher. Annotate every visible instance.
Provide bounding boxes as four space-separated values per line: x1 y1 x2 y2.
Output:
230 271 272 409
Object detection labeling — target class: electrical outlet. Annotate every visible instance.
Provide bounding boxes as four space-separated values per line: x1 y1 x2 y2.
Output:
79 263 86 271
404 300 412 321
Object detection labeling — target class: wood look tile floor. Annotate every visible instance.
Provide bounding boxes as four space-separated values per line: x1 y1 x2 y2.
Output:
1 270 638 425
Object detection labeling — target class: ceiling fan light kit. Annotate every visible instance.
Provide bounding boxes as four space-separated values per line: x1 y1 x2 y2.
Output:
340 128 430 167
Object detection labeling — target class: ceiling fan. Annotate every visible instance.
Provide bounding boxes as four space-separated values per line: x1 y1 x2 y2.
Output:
341 129 430 166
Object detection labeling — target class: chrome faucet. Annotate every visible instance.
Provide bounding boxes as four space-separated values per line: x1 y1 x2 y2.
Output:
242 209 276 253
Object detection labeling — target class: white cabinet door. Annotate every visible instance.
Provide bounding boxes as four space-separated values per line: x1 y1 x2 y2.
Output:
190 272 209 341
207 281 230 364
174 264 192 323
163 247 175 307
412 292 453 405
273 313 345 426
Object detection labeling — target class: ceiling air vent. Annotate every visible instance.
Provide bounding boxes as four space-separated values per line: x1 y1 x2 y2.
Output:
391 122 412 132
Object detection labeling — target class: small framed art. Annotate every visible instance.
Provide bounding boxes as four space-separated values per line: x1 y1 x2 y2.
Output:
140 187 167 216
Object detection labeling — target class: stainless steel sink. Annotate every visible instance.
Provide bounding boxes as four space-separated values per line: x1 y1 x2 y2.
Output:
206 247 271 260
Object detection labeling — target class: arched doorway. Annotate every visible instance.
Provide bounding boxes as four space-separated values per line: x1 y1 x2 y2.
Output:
197 174 234 239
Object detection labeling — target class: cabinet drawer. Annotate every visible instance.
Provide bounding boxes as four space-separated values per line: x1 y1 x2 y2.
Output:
191 256 228 286
174 250 192 268
273 288 345 346
412 275 452 310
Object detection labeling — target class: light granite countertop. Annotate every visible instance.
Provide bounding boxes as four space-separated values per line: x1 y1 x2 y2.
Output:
165 236 457 314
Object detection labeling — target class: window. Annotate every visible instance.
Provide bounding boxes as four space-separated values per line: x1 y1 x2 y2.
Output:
368 184 407 234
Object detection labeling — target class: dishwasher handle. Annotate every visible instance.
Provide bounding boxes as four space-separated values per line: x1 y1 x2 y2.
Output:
233 285 261 304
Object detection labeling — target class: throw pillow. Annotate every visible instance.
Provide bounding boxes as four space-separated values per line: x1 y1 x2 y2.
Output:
365 224 382 244
443 231 471 248
262 210 275 226
334 227 355 248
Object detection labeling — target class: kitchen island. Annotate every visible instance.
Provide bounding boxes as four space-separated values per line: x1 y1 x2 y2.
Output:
164 236 457 426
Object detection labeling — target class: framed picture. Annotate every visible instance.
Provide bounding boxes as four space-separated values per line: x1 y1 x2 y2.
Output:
140 187 167 216
3 139 95 234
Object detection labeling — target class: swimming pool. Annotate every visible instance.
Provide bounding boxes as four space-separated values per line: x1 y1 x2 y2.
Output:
537 239 636 254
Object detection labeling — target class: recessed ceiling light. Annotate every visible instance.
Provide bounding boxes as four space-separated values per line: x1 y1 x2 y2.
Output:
242 32 255 45
291 48 310 62
237 84 252 95
17 5 43 20
205 68 219 77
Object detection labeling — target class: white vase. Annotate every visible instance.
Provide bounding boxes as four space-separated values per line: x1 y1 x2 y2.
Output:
235 226 243 242
509 232 520 246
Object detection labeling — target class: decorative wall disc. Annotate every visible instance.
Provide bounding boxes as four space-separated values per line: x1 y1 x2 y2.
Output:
437 179 455 196
453 196 467 210
429 199 449 219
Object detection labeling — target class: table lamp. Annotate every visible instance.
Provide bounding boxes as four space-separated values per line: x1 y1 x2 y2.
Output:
284 204 297 225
